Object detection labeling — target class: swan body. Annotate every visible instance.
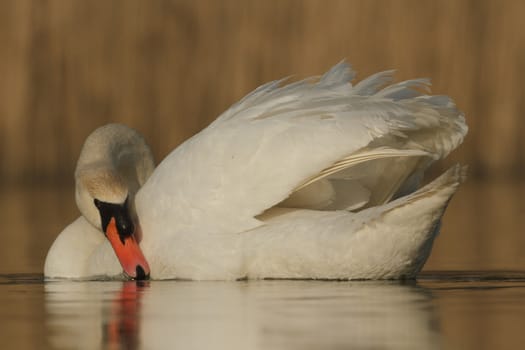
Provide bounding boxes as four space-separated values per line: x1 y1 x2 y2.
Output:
44 62 467 280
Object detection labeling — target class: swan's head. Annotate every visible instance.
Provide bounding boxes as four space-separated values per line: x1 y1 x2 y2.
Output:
75 166 129 229
75 166 150 280
74 124 154 280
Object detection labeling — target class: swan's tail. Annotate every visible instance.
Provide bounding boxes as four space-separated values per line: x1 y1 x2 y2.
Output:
245 165 466 280
369 164 467 277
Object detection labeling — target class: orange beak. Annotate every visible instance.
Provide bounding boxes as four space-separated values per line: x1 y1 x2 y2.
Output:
105 217 150 279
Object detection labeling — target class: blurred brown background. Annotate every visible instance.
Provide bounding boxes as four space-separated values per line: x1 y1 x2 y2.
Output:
2 0 525 185
1 0 525 274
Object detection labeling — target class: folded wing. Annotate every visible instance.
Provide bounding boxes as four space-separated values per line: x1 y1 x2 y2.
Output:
137 62 467 234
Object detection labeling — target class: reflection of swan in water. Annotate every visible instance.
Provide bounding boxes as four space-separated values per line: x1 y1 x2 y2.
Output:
45 281 146 350
103 281 148 349
45 281 441 349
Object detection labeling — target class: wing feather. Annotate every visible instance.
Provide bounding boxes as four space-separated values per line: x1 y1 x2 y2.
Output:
295 147 434 191
136 62 467 236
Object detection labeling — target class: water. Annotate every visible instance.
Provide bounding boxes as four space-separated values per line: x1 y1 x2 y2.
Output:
2 182 525 349
2 273 525 349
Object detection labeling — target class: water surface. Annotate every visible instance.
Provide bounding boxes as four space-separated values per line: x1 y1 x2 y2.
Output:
2 273 525 349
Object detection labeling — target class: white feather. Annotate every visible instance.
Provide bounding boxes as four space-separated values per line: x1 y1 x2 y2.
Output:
138 62 467 236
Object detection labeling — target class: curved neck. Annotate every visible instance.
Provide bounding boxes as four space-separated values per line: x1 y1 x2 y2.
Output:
74 124 155 230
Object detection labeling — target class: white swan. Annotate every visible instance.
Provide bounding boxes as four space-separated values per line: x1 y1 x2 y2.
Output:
44 62 467 280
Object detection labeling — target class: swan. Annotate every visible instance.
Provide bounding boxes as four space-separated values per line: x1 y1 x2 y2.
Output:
44 61 467 280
